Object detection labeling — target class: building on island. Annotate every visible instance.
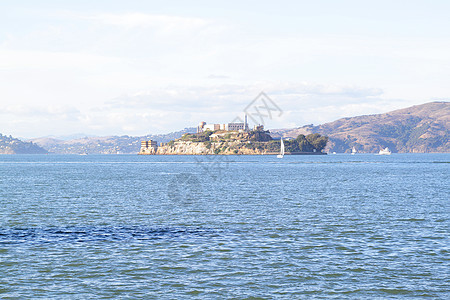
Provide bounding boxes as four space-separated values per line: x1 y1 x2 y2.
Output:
197 115 250 133
197 121 207 133
253 125 265 131
202 123 221 132
139 140 158 155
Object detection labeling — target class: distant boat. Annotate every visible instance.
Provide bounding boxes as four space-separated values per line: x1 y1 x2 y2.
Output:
277 138 285 158
378 147 391 155
351 146 357 155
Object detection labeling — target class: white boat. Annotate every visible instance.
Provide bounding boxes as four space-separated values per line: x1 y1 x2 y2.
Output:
277 138 285 158
378 147 391 155
351 146 357 155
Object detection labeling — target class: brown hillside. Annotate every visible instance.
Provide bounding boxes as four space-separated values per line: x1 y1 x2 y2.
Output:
271 102 449 153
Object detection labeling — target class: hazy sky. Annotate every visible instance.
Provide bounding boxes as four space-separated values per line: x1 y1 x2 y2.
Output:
1 0 449 138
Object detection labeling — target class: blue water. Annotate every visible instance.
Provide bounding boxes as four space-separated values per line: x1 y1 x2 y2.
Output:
0 154 448 298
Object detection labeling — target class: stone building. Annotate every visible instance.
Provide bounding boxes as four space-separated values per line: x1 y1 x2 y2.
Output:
139 140 158 155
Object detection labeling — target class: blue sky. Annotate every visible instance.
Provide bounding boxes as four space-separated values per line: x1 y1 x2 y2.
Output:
1 0 449 138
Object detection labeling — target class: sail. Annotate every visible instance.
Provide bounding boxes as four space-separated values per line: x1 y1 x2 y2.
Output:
277 138 285 158
379 147 391 155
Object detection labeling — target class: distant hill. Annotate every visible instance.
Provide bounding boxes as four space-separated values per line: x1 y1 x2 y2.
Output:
0 133 47 154
31 128 196 154
33 133 98 141
27 102 449 154
271 102 449 153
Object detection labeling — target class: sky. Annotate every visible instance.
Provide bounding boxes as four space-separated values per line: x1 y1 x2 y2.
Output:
1 0 449 138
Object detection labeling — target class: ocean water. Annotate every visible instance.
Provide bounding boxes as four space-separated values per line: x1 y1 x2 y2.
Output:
0 154 448 298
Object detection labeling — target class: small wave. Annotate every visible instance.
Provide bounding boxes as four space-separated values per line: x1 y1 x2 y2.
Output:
374 288 413 295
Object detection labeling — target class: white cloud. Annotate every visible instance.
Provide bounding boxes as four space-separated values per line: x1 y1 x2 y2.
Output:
71 82 397 135
0 49 121 71
0 104 80 117
84 13 209 31
0 81 398 137
1 4 448 138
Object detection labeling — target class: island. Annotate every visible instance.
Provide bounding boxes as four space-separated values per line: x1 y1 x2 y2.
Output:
0 133 47 154
139 120 328 155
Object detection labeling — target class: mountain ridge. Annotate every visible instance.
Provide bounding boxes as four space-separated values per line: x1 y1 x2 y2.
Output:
270 101 449 153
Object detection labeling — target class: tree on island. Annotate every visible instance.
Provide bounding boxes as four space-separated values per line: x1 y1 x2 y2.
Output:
284 134 328 152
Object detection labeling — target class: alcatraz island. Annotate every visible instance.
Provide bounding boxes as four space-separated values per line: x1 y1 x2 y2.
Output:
139 116 328 155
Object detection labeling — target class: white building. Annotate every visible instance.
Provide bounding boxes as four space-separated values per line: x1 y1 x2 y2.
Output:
223 123 245 131
203 124 221 131
197 115 249 133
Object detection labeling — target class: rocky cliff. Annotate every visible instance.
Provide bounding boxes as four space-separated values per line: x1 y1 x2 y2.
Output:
155 140 271 155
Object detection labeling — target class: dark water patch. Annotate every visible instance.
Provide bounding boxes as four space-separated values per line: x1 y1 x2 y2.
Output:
323 273 345 278
0 226 216 245
374 288 413 295
434 218 448 222
345 267 366 272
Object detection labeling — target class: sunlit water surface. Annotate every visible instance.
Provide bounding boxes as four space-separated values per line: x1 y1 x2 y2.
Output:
0 154 448 298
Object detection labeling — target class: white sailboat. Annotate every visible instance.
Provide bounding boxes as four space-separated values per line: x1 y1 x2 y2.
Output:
277 138 285 158
351 146 357 155
378 147 391 155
